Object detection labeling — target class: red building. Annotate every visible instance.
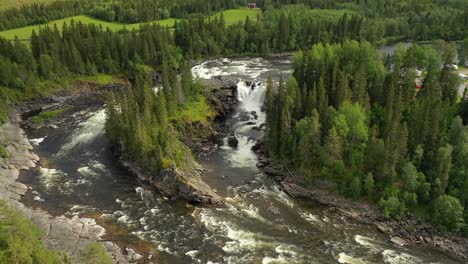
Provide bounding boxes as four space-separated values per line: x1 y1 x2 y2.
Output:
247 3 256 9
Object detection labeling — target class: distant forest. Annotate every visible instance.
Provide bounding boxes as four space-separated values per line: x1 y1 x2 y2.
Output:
1 0 467 42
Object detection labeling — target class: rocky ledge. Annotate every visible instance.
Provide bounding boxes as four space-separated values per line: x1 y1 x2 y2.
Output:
252 140 468 262
121 159 222 205
0 111 135 263
203 77 238 119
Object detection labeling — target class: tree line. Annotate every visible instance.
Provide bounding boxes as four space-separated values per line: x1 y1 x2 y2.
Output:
1 0 467 43
265 41 468 234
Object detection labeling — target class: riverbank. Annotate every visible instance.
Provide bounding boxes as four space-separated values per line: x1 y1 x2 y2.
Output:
0 72 241 263
252 141 468 262
0 109 136 263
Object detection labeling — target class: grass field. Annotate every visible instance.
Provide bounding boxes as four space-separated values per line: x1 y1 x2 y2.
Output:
0 8 256 41
307 8 357 21
0 0 55 10
211 8 261 25
0 15 178 41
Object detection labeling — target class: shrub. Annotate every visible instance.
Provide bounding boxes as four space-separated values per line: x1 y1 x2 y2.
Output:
379 196 406 220
433 195 464 233
83 242 113 264
0 201 70 263
31 108 65 124
0 145 8 158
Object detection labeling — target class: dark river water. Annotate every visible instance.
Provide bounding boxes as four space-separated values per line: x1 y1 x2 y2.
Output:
19 57 461 263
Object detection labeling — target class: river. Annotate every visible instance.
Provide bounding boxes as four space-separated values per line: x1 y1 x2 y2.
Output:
19 57 460 263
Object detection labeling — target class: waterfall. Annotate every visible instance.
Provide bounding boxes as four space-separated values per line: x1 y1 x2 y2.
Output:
236 80 252 101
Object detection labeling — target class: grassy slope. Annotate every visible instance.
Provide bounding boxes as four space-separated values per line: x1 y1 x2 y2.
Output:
0 15 177 41
0 8 259 41
0 201 68 262
0 0 55 10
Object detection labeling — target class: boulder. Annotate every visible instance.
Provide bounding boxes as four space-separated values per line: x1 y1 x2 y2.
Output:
390 237 408 246
125 248 144 262
263 165 283 176
251 142 261 152
176 170 222 205
227 136 239 148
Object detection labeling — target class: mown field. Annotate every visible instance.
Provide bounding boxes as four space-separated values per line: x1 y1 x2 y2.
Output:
211 8 261 25
0 8 261 41
0 0 55 10
0 15 178 41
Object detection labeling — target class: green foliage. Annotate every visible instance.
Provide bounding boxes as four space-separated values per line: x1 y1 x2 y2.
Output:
82 242 113 264
170 98 215 125
379 196 406 220
334 101 368 150
0 15 179 41
31 108 65 124
348 176 362 198
266 40 467 234
0 0 55 10
211 8 261 26
0 0 239 31
401 162 419 193
0 145 9 158
363 173 374 198
433 195 464 233
0 201 70 263
105 60 203 175
459 37 468 66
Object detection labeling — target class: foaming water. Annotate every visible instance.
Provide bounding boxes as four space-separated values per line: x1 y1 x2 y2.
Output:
56 109 106 157
337 252 368 264
382 250 427 264
30 136 46 146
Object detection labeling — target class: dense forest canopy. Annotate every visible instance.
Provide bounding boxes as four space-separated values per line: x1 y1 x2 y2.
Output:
265 41 468 234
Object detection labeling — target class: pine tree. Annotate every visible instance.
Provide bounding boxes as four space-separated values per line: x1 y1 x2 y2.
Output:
322 127 342 166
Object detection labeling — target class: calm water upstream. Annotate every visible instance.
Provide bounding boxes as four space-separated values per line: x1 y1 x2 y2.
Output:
19 57 460 263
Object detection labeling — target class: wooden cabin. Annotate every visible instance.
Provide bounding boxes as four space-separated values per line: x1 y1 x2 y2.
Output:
247 3 256 9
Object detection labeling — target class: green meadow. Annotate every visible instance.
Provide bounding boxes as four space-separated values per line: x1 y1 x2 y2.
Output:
0 15 178 41
0 8 260 41
211 8 262 25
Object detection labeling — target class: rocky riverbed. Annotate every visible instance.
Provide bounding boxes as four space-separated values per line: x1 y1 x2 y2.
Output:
0 110 136 263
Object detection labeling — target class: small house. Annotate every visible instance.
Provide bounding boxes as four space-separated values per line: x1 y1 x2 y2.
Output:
247 3 256 9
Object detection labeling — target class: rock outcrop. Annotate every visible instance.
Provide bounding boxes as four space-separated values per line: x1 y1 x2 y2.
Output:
121 160 222 205
204 77 238 119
